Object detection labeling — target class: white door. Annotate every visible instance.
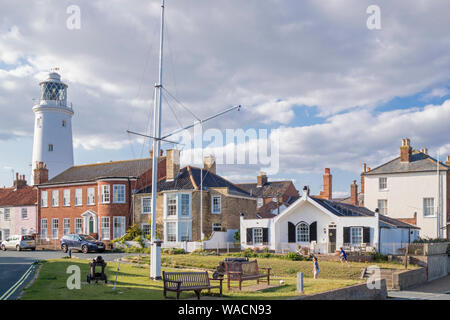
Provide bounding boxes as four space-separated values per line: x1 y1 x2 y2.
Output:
113 216 126 239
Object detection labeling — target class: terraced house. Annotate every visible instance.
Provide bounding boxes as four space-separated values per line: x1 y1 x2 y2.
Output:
133 149 257 244
35 155 166 247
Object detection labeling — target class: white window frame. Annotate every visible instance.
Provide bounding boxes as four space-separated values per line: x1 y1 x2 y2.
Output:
21 207 28 220
378 177 387 191
377 199 388 215
75 218 83 234
52 190 59 207
87 188 95 205
253 227 263 244
141 197 152 214
166 193 177 217
101 185 110 204
4 208 10 221
41 191 48 207
63 189 70 207
211 195 222 214
296 222 309 243
51 218 59 239
21 227 27 235
180 193 191 216
113 184 126 204
75 188 82 206
141 223 151 239
423 198 435 217
40 219 48 239
350 227 363 245
178 221 191 241
113 216 126 239
166 221 177 242
101 217 110 240
63 218 70 235
257 198 263 208
212 223 222 232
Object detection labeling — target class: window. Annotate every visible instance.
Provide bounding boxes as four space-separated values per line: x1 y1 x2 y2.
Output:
52 218 59 239
113 216 126 239
296 222 309 242
423 198 435 217
142 224 150 239
211 195 221 214
379 177 387 190
63 189 70 206
101 217 110 240
75 218 83 234
257 198 263 208
63 218 70 235
180 194 190 216
167 193 177 216
377 199 388 215
21 227 27 235
4 208 10 221
40 219 48 238
75 189 82 206
21 208 28 220
87 188 95 205
52 190 59 207
41 191 48 207
48 144 53 152
142 197 152 214
166 222 176 242
350 227 363 245
62 120 66 127
4 229 10 240
179 222 191 241
101 185 110 203
212 223 222 232
253 228 263 244
113 185 126 203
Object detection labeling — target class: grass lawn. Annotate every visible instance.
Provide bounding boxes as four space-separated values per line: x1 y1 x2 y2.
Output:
21 254 415 300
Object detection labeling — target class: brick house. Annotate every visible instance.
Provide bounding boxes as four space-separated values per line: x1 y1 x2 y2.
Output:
236 172 299 218
133 150 257 243
35 155 166 246
0 174 38 241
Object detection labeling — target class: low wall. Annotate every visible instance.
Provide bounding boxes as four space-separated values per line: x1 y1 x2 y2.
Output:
291 279 387 300
392 268 427 290
409 254 448 281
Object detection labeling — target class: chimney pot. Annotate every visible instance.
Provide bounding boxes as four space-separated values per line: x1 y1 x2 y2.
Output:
400 138 412 162
319 168 332 200
33 161 49 185
166 149 180 180
203 155 216 174
350 180 358 206
257 171 268 187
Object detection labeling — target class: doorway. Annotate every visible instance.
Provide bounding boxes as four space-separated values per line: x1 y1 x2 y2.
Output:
328 225 336 253
89 217 94 234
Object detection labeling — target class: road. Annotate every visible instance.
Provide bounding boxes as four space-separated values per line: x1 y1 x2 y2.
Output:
388 275 450 300
0 250 135 300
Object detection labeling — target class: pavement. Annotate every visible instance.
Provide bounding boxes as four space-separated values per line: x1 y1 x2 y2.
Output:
0 250 134 300
388 275 450 300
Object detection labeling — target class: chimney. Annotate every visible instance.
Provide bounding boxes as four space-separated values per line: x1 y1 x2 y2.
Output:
166 149 180 181
14 173 27 189
400 138 412 162
33 162 48 185
350 180 358 206
203 155 216 174
319 168 332 200
257 171 268 187
302 185 310 197
420 148 428 155
361 163 367 194
446 155 450 167
149 148 164 158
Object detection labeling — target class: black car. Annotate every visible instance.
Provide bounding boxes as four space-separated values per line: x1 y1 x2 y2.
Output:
60 234 105 254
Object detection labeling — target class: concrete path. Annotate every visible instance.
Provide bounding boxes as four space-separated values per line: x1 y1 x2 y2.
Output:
388 275 450 300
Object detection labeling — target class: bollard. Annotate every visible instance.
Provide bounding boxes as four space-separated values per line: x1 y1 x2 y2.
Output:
68 249 72 259
297 272 304 294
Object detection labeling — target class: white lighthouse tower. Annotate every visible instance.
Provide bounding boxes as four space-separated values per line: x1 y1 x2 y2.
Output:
31 70 74 184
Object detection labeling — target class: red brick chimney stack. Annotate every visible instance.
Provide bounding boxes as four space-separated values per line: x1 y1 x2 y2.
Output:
149 149 164 158
14 173 27 189
166 149 180 181
320 168 332 200
361 163 367 194
350 180 358 206
33 162 48 185
257 171 268 187
400 138 412 162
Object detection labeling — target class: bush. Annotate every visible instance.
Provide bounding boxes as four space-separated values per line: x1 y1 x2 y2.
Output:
234 230 240 242
284 252 302 261
162 248 186 255
372 252 388 262
413 238 449 243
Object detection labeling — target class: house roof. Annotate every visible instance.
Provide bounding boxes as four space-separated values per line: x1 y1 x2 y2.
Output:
363 150 449 176
0 186 37 207
378 214 420 229
310 197 375 217
137 166 253 198
256 195 300 219
236 181 294 198
40 158 160 186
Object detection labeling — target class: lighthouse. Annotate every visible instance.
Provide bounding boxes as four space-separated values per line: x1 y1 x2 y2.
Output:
31 70 74 185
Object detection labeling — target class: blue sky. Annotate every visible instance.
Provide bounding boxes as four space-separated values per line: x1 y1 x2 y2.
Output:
1 0 450 198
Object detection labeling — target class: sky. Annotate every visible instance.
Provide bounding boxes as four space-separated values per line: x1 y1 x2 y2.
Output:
0 0 450 198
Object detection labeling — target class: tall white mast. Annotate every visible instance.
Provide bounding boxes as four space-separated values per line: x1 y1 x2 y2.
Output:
150 0 165 280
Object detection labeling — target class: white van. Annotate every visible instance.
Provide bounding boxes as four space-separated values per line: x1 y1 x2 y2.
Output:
1 235 36 251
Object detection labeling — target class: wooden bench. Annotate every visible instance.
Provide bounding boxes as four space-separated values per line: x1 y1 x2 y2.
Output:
224 260 271 290
162 271 223 300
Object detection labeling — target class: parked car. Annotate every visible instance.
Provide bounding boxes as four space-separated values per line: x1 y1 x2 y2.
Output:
60 234 105 254
1 235 36 251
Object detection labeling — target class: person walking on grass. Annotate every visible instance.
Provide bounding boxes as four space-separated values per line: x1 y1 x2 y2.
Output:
312 256 320 279
339 247 350 267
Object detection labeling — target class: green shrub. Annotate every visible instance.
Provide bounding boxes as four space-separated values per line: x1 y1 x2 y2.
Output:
372 252 388 262
284 252 302 261
234 230 240 242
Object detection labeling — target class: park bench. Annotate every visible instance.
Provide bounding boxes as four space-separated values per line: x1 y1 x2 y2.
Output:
224 260 271 290
162 271 223 300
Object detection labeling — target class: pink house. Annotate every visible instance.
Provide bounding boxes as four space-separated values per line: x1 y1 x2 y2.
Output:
0 174 38 240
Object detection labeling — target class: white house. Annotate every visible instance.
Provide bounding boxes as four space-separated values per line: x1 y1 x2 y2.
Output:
241 186 419 255
363 138 449 239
